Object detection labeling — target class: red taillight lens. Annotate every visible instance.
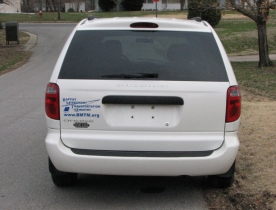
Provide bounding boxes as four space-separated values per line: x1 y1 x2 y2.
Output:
226 86 241 122
45 83 60 120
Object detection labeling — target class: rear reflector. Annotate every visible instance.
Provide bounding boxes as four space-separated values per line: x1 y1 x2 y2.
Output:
45 83 60 120
130 22 158 28
226 86 241 122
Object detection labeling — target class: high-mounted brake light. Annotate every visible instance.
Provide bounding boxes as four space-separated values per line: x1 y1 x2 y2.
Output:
226 86 241 122
45 83 60 120
130 22 158 28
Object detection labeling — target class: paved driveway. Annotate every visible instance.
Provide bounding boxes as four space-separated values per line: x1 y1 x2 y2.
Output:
0 23 207 210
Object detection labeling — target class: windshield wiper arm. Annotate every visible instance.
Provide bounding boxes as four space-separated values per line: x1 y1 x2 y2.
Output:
101 73 158 79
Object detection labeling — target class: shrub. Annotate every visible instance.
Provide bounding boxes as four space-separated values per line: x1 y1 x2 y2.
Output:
98 0 116 12
122 0 143 11
201 7 222 26
187 0 222 27
187 1 200 18
67 8 75 12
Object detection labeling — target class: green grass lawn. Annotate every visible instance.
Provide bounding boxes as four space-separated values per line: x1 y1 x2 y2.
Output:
0 30 31 74
215 10 276 55
0 10 186 22
1 10 276 55
0 9 252 23
215 18 276 55
1 10 276 95
232 62 276 100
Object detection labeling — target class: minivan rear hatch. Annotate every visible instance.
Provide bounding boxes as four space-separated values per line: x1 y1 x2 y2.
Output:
57 29 229 152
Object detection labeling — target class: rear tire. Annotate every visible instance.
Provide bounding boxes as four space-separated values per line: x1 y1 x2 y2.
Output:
51 173 78 187
208 161 235 188
49 158 78 187
208 175 234 188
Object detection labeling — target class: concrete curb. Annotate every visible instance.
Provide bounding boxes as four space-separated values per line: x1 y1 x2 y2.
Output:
22 31 37 51
228 54 276 62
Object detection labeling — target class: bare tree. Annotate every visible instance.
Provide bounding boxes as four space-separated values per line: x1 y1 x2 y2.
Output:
229 0 276 67
89 0 95 10
180 0 186 10
66 0 83 11
51 0 57 11
111 0 120 11
45 0 52 11
3 0 33 12
0 0 7 28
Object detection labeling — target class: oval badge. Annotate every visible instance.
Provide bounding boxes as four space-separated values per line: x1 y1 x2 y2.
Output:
73 122 90 128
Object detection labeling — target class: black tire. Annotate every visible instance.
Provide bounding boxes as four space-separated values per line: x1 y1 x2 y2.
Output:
208 161 235 188
51 173 78 187
208 175 234 188
49 158 78 187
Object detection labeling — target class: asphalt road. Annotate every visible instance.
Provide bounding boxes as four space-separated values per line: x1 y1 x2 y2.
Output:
0 23 207 210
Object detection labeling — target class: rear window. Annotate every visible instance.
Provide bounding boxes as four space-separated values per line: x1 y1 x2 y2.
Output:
58 30 228 81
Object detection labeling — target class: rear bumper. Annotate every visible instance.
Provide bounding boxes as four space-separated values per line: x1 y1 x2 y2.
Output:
45 129 239 176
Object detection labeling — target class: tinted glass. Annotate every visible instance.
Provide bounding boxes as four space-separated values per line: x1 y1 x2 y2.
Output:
59 30 228 81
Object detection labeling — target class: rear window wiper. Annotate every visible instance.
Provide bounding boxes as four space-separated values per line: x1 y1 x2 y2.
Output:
101 73 158 79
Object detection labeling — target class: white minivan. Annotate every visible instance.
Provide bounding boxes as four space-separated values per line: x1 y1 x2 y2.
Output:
45 17 241 188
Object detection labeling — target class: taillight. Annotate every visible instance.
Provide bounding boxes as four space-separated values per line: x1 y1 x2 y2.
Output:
130 22 158 28
226 86 241 122
45 83 60 120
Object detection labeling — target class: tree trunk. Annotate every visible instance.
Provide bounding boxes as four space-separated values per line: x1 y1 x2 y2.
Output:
51 0 57 11
76 1 80 11
22 0 26 12
89 0 95 10
26 0 29 12
57 0 60 20
116 0 120 11
180 0 185 10
257 21 274 67
46 0 48 12
40 0 42 11
46 0 53 12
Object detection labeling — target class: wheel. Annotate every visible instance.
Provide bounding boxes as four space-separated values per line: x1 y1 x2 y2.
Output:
51 173 78 187
208 175 234 188
49 158 78 187
208 161 235 188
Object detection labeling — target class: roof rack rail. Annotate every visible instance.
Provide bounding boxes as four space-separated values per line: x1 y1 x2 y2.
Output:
189 17 202 22
88 15 97 20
